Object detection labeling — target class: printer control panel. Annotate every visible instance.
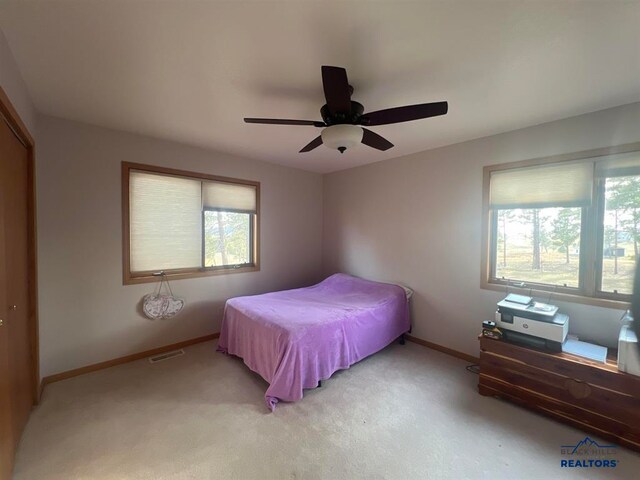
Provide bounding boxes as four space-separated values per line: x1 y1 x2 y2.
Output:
500 312 514 324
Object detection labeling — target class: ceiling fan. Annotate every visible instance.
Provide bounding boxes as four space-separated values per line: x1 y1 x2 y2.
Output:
244 66 448 154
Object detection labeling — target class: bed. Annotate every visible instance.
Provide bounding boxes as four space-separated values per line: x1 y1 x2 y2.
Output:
216 273 411 410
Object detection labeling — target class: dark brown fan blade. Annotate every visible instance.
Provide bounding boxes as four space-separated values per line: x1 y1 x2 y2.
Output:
299 135 323 153
321 66 352 115
361 101 448 126
245 118 325 127
361 128 394 151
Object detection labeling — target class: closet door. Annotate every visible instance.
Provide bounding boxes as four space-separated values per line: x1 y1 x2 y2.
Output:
0 113 33 480
0 212 12 480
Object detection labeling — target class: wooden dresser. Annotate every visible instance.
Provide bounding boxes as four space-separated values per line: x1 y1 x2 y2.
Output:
478 335 640 452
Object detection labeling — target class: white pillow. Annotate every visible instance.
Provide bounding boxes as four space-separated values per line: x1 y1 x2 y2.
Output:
389 282 413 301
393 284 414 300
375 277 414 300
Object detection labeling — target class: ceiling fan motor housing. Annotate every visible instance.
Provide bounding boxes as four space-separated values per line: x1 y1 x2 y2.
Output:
321 101 364 126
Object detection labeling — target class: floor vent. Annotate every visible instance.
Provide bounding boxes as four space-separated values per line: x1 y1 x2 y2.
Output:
148 349 185 364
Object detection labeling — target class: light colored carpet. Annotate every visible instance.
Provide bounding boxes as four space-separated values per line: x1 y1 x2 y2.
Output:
13 341 640 480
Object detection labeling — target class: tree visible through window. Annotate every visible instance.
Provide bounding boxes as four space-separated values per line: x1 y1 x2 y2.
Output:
495 207 582 288
601 175 640 294
204 210 252 267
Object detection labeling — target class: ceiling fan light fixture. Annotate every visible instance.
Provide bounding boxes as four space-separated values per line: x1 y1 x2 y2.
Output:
321 124 363 153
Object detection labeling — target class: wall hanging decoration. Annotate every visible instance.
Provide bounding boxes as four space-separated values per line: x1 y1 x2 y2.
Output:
142 272 185 320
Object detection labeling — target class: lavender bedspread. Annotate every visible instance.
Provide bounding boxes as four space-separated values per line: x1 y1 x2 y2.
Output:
216 273 410 410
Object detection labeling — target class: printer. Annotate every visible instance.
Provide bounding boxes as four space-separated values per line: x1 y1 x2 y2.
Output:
495 294 569 352
618 311 640 377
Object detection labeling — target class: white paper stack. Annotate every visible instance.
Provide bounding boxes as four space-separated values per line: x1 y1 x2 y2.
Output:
562 338 608 363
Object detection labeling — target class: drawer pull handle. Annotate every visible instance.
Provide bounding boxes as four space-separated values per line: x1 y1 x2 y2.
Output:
564 378 591 399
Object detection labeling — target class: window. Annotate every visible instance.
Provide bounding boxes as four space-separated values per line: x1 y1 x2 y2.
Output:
123 162 259 284
482 146 640 306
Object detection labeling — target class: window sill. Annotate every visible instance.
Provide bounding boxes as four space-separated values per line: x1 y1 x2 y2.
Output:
124 265 260 285
481 279 630 311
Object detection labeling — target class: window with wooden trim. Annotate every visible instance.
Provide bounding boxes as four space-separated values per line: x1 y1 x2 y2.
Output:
482 145 640 306
122 162 259 284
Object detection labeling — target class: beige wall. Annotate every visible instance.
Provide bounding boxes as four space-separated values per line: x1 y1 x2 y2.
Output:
323 102 640 358
37 116 324 377
0 28 36 134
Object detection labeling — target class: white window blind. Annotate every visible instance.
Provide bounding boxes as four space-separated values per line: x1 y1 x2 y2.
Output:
594 151 640 178
489 161 593 209
129 171 202 272
202 181 257 212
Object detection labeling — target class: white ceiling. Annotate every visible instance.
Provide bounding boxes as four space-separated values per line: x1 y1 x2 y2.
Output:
1 1 639 173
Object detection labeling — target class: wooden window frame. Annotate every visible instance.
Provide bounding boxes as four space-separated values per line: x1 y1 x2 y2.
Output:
122 162 260 285
481 142 640 310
